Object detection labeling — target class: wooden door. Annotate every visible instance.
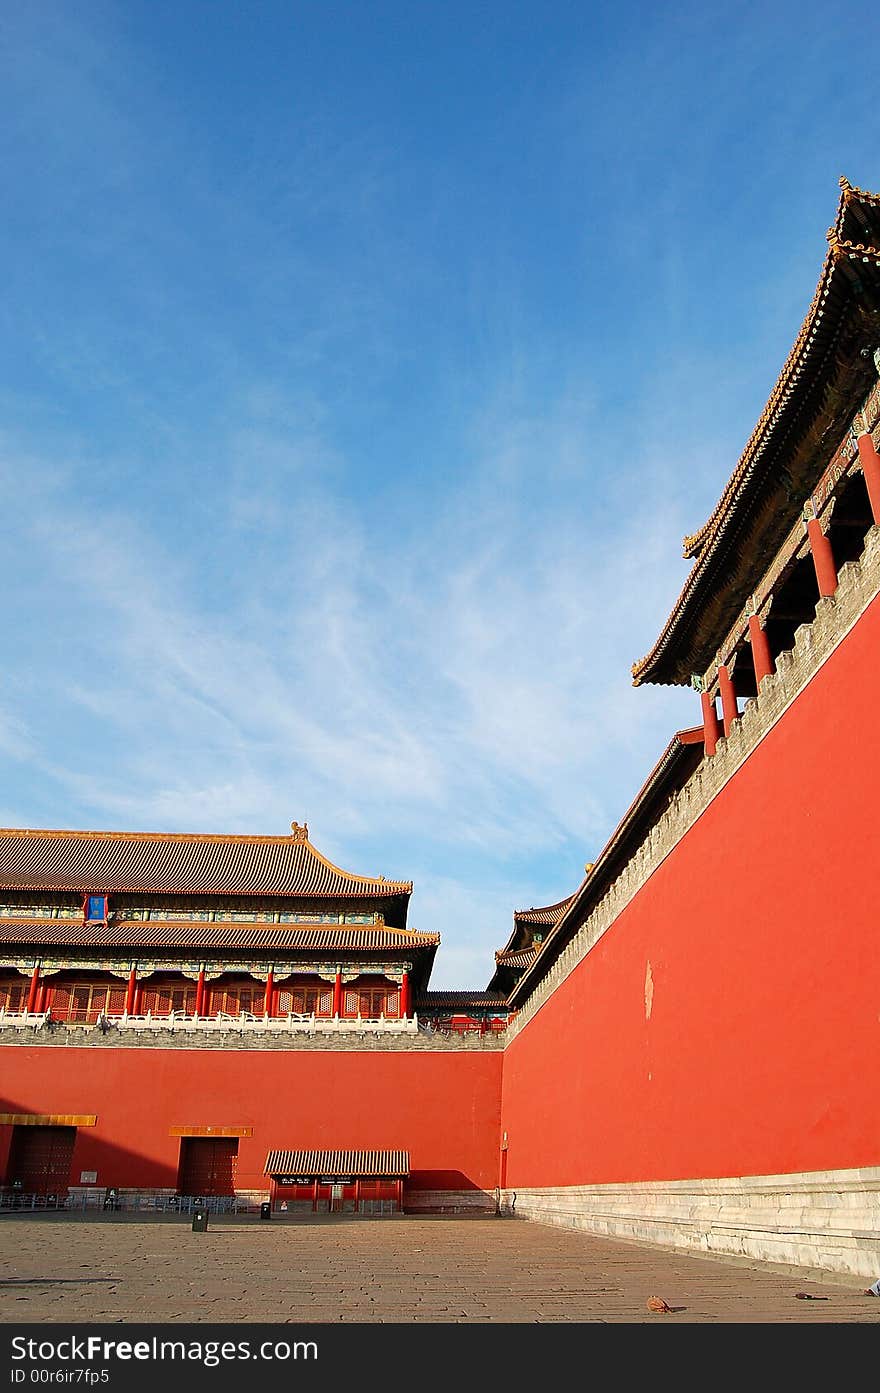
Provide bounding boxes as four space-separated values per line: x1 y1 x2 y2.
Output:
6 1126 76 1196
178 1138 238 1196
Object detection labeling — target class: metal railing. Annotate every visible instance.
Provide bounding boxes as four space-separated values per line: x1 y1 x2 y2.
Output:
0 1191 404 1216
0 1190 262 1214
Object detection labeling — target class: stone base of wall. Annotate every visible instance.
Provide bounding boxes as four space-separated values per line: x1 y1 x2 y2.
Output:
405 1188 497 1215
500 1168 880 1279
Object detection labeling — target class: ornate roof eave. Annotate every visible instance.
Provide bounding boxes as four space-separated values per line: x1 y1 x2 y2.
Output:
495 897 574 958
513 899 573 926
0 918 440 953
507 727 704 1007
494 948 538 968
632 178 880 688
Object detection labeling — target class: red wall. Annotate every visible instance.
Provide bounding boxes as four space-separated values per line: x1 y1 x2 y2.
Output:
501 592 880 1186
0 1048 502 1196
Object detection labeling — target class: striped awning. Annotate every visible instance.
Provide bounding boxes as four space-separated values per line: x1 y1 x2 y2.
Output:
264 1149 409 1178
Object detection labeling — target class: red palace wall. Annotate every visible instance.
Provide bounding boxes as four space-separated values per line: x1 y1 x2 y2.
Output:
0 1049 502 1198
500 592 880 1187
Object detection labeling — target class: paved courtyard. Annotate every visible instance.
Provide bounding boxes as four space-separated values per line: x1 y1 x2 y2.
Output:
0 1212 877 1324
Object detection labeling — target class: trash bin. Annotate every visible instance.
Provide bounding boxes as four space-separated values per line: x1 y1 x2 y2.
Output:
260 1201 271 1220
192 1208 209 1232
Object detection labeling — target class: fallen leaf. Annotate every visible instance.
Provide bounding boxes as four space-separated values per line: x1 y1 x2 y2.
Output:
646 1295 672 1313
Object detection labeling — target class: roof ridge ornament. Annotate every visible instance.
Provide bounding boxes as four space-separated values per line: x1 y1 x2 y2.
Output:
839 174 853 194
290 821 309 842
682 525 706 559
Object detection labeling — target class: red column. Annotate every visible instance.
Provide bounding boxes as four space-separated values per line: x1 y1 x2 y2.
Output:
857 430 880 526
264 968 275 1018
26 962 41 1014
132 984 142 1015
400 971 410 1019
194 967 206 1017
807 518 838 597
718 664 738 737
396 1179 403 1213
36 981 49 1013
748 614 774 686
124 965 137 1016
312 1179 319 1213
700 689 720 757
354 1180 360 1213
332 970 342 1018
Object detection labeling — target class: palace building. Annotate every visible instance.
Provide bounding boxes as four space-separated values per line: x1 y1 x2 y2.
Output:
1 178 878 1273
0 821 433 1032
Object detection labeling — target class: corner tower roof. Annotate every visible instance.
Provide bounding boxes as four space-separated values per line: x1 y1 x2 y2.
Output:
633 177 880 687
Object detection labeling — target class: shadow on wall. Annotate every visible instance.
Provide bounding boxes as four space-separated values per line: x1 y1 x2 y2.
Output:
0 1087 181 1197
408 1169 483 1190
405 1169 497 1213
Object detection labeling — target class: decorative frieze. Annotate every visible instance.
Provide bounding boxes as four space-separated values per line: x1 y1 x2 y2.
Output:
36 960 130 975
0 906 80 919
118 909 381 924
0 955 411 981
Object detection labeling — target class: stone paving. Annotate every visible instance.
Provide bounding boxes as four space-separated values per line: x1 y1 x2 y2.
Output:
0 1212 878 1324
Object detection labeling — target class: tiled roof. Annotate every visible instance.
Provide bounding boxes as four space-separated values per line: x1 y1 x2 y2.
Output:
0 919 439 952
632 178 880 686
491 896 574 966
494 948 537 969
415 991 509 1010
265 1149 409 1177
514 899 572 926
0 826 411 898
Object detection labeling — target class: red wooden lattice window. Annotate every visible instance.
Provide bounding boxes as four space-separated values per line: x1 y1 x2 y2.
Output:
208 984 265 1016
50 981 128 1023
343 985 400 1018
139 984 197 1016
0 978 28 1013
276 983 333 1016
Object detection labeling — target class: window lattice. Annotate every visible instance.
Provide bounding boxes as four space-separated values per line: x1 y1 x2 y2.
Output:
276 985 333 1016
49 980 129 1022
209 985 265 1016
0 979 28 1012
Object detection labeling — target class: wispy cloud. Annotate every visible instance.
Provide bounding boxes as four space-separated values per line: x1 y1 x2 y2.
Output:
0 377 695 984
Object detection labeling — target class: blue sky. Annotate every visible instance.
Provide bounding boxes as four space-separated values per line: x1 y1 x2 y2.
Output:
2 1 877 986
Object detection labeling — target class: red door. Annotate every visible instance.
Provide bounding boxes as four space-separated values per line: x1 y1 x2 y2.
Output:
178 1138 238 1196
6 1126 76 1196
